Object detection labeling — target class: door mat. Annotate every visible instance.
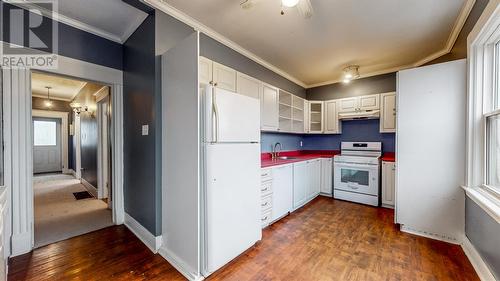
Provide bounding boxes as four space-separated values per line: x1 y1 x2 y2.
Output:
73 191 93 200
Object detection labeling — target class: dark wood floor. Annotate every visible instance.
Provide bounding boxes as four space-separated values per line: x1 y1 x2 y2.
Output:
8 197 479 281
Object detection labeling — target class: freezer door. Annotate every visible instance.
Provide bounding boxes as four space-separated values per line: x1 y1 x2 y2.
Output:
211 87 260 143
204 143 261 275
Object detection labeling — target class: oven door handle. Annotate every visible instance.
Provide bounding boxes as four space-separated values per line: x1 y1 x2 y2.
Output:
334 162 378 169
347 182 360 189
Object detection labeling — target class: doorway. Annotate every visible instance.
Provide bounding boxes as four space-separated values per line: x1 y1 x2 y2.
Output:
31 71 114 248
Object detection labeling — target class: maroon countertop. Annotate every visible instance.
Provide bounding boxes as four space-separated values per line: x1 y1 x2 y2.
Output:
381 152 396 162
261 150 340 168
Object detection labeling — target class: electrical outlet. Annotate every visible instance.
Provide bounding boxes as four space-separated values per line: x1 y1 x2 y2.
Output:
142 125 149 136
300 141 303 147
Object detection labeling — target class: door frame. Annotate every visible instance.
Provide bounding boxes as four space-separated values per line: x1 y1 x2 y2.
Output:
96 89 110 200
2 46 125 257
31 110 69 174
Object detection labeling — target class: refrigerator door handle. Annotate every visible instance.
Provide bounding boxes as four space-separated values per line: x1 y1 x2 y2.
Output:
212 90 219 143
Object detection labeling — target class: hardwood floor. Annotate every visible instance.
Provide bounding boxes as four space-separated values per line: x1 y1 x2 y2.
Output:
8 197 479 281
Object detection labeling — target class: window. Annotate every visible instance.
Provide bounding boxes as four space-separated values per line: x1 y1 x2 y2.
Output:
485 42 500 195
33 120 57 146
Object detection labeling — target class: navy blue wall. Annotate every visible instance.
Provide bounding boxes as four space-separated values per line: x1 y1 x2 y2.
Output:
261 119 395 153
123 13 159 235
1 2 123 70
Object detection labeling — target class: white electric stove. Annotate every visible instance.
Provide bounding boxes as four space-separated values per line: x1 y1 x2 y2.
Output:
333 142 382 206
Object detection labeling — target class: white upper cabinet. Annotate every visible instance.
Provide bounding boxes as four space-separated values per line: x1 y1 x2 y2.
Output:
308 101 324 133
304 101 310 133
261 83 279 131
199 56 213 85
237 72 261 99
338 94 380 112
292 96 306 134
212 62 237 92
359 94 380 111
338 97 358 112
380 92 396 133
324 100 339 134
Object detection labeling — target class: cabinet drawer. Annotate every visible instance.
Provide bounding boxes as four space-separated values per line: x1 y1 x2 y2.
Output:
261 210 272 227
261 195 272 211
260 181 273 196
261 169 272 182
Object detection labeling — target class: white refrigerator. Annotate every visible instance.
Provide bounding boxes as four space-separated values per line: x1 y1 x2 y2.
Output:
201 85 262 276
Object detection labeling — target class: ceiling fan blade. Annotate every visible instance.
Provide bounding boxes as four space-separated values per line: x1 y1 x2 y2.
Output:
297 0 313 18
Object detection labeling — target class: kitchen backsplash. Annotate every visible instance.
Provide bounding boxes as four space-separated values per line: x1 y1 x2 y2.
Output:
261 119 395 153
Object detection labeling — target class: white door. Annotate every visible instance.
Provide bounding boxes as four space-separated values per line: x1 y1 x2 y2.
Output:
293 161 307 209
33 118 62 174
199 56 213 85
337 97 358 112
271 164 293 221
204 143 261 274
380 92 396 133
237 72 261 99
320 158 333 195
208 87 260 143
213 62 236 91
324 100 338 134
260 84 279 131
359 94 380 111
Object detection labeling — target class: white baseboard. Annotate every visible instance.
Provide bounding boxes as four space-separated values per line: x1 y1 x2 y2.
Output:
400 225 460 244
124 213 162 253
158 246 203 281
81 178 97 198
10 232 32 257
67 169 75 176
461 236 497 281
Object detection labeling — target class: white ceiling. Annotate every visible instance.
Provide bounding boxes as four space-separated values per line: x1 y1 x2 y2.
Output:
21 0 148 43
32 72 87 101
157 0 472 87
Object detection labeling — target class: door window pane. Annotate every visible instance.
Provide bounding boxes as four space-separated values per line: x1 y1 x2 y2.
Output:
34 121 57 146
341 168 369 186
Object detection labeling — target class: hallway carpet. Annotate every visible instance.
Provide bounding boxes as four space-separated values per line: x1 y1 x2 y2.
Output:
34 174 113 248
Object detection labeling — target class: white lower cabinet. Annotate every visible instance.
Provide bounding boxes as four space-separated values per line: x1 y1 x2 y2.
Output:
271 165 293 221
293 161 308 209
381 161 396 208
320 158 333 196
306 159 321 200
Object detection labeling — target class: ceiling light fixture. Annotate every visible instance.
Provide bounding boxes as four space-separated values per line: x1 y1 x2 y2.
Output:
44 86 53 108
282 0 300 8
342 65 360 84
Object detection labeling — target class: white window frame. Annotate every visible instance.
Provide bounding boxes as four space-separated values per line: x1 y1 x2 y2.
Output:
465 1 500 224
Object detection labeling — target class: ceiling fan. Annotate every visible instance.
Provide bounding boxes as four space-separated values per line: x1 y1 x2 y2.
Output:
241 0 314 19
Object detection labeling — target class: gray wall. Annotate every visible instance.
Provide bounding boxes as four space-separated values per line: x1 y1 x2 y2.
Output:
123 13 159 235
306 73 396 101
199 34 306 98
465 198 500 279
71 83 101 188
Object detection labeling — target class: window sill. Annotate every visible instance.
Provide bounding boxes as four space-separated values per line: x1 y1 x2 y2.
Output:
462 185 500 224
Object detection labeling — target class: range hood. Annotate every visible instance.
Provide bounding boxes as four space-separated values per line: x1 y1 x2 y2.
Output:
338 110 380 120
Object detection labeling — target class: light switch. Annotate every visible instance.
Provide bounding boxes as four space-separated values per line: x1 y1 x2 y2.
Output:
142 125 149 136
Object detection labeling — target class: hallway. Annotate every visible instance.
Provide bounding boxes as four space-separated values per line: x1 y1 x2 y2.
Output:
34 174 112 248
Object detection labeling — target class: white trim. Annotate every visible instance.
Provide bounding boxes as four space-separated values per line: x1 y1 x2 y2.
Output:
31 109 69 174
2 43 125 257
74 113 81 179
143 0 306 88
124 213 162 253
400 225 460 245
158 247 204 281
81 178 97 198
144 0 474 89
121 14 149 43
94 86 109 103
413 0 476 66
461 236 497 281
463 186 500 224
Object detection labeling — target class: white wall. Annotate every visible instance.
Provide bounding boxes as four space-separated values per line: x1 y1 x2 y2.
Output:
396 59 466 242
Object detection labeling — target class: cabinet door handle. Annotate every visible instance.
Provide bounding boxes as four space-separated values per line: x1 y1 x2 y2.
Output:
261 187 269 192
261 216 268 221
261 202 268 207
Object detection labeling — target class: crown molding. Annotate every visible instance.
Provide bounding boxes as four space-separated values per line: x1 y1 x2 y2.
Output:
142 0 308 88
121 13 149 43
413 0 476 66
